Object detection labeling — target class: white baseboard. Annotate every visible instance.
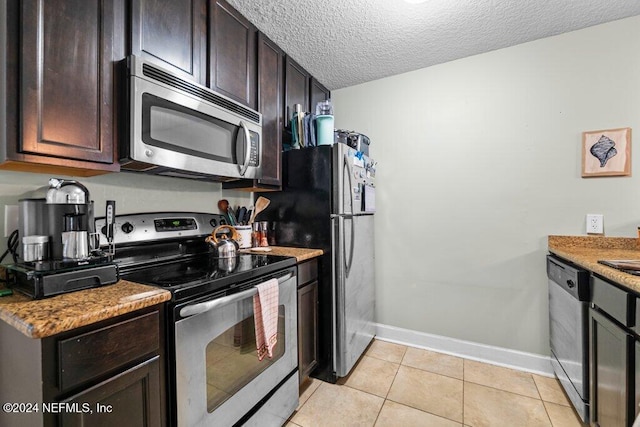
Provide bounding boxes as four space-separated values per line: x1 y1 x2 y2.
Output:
375 323 554 377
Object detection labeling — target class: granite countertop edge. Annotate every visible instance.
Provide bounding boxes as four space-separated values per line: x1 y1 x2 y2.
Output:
548 235 640 293
0 278 171 339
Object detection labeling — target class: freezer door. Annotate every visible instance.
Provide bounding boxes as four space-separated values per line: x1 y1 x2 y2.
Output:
332 214 375 377
332 143 376 216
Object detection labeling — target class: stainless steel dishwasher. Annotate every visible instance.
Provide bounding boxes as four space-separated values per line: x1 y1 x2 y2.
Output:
547 255 590 423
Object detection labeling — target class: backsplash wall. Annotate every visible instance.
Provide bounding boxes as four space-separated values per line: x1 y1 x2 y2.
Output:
333 15 640 356
0 170 252 261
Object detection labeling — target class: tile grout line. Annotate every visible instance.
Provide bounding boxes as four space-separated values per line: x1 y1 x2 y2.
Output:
532 374 555 426
462 358 465 426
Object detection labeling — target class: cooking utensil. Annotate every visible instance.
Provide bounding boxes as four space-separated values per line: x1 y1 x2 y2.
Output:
236 207 247 224
205 225 239 258
218 199 234 225
249 197 270 224
244 209 252 224
227 207 236 226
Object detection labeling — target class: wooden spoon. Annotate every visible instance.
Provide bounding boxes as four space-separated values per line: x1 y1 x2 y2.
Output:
249 196 270 224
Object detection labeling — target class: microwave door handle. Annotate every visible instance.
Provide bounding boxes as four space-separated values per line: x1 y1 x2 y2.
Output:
179 272 293 318
238 121 252 176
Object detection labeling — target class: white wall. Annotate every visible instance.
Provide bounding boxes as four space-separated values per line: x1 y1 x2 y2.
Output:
332 16 640 355
0 170 251 259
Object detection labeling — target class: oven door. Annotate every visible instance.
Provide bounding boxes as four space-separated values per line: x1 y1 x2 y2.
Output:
174 269 297 427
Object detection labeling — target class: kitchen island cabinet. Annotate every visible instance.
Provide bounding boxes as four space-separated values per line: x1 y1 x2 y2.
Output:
0 0 123 176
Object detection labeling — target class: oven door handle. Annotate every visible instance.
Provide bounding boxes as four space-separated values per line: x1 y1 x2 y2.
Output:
179 272 293 318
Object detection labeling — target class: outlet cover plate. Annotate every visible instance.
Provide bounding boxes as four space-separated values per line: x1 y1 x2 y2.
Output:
586 213 604 234
4 205 18 237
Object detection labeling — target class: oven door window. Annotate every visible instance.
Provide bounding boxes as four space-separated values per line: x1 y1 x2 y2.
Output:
206 304 285 413
141 93 237 164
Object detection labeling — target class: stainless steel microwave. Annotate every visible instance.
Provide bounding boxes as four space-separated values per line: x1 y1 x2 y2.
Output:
120 56 262 181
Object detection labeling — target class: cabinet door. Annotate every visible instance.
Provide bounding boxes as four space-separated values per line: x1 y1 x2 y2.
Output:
130 0 206 84
635 340 640 423
309 77 330 115
20 0 120 167
256 32 284 187
298 280 319 384
60 357 163 427
284 56 310 126
590 308 629 427
209 0 257 109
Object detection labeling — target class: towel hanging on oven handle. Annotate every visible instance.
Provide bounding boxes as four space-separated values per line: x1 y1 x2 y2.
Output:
179 272 293 318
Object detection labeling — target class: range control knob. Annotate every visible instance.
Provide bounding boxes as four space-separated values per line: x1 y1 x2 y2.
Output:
121 222 134 234
209 219 218 228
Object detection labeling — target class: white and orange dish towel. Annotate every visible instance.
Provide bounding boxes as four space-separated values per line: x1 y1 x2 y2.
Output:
253 278 279 361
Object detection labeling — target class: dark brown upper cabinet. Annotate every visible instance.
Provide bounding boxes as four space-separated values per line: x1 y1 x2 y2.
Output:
209 0 257 109
130 0 207 84
284 56 311 125
223 32 283 191
0 0 123 176
310 77 331 115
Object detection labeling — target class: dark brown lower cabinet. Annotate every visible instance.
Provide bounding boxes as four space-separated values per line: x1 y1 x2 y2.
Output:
297 259 319 385
0 305 165 427
590 308 629 427
60 357 162 427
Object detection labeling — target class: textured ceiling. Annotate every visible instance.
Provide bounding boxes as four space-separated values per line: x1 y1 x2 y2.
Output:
227 0 640 90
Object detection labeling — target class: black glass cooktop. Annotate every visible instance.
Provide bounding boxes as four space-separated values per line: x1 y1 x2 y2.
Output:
120 253 296 301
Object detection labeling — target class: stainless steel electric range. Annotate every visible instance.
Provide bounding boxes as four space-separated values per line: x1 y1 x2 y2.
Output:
96 212 299 427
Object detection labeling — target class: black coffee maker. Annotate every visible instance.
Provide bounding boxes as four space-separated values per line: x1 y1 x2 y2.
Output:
9 178 118 298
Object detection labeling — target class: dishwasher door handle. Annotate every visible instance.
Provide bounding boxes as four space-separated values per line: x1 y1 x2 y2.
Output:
179 272 293 318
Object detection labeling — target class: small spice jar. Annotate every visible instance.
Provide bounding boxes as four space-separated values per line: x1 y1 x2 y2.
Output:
259 221 269 247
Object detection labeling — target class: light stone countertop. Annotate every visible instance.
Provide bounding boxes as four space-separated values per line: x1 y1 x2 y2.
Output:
0 274 171 339
548 235 640 294
240 246 323 263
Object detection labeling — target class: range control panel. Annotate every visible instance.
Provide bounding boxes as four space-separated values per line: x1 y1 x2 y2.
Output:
95 212 227 247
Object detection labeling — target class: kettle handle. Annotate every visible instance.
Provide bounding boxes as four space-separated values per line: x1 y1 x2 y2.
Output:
208 225 239 244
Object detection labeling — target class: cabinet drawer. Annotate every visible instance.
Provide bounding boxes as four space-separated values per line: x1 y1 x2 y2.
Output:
298 259 318 287
592 275 628 325
58 311 160 391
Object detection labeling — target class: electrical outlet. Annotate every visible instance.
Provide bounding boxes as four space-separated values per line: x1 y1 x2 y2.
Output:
586 214 604 234
4 205 18 237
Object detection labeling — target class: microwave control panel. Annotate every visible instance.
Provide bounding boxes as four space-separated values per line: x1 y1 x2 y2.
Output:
248 132 259 166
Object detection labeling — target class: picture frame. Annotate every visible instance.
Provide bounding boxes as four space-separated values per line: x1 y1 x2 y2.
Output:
582 127 631 177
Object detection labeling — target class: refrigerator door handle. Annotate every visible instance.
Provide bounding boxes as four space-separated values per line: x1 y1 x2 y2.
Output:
343 153 354 215
343 216 355 278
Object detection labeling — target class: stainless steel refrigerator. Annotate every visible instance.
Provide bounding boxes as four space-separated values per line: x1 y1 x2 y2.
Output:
258 143 377 382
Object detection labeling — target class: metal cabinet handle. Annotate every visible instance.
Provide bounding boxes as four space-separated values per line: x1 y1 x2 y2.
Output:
179 272 293 318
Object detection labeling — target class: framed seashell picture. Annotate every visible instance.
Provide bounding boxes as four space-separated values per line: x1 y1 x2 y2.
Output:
582 127 631 177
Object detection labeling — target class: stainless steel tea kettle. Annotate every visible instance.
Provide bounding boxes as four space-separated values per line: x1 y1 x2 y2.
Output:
205 225 240 258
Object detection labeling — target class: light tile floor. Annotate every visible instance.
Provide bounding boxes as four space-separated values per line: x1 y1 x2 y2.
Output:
287 339 586 427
